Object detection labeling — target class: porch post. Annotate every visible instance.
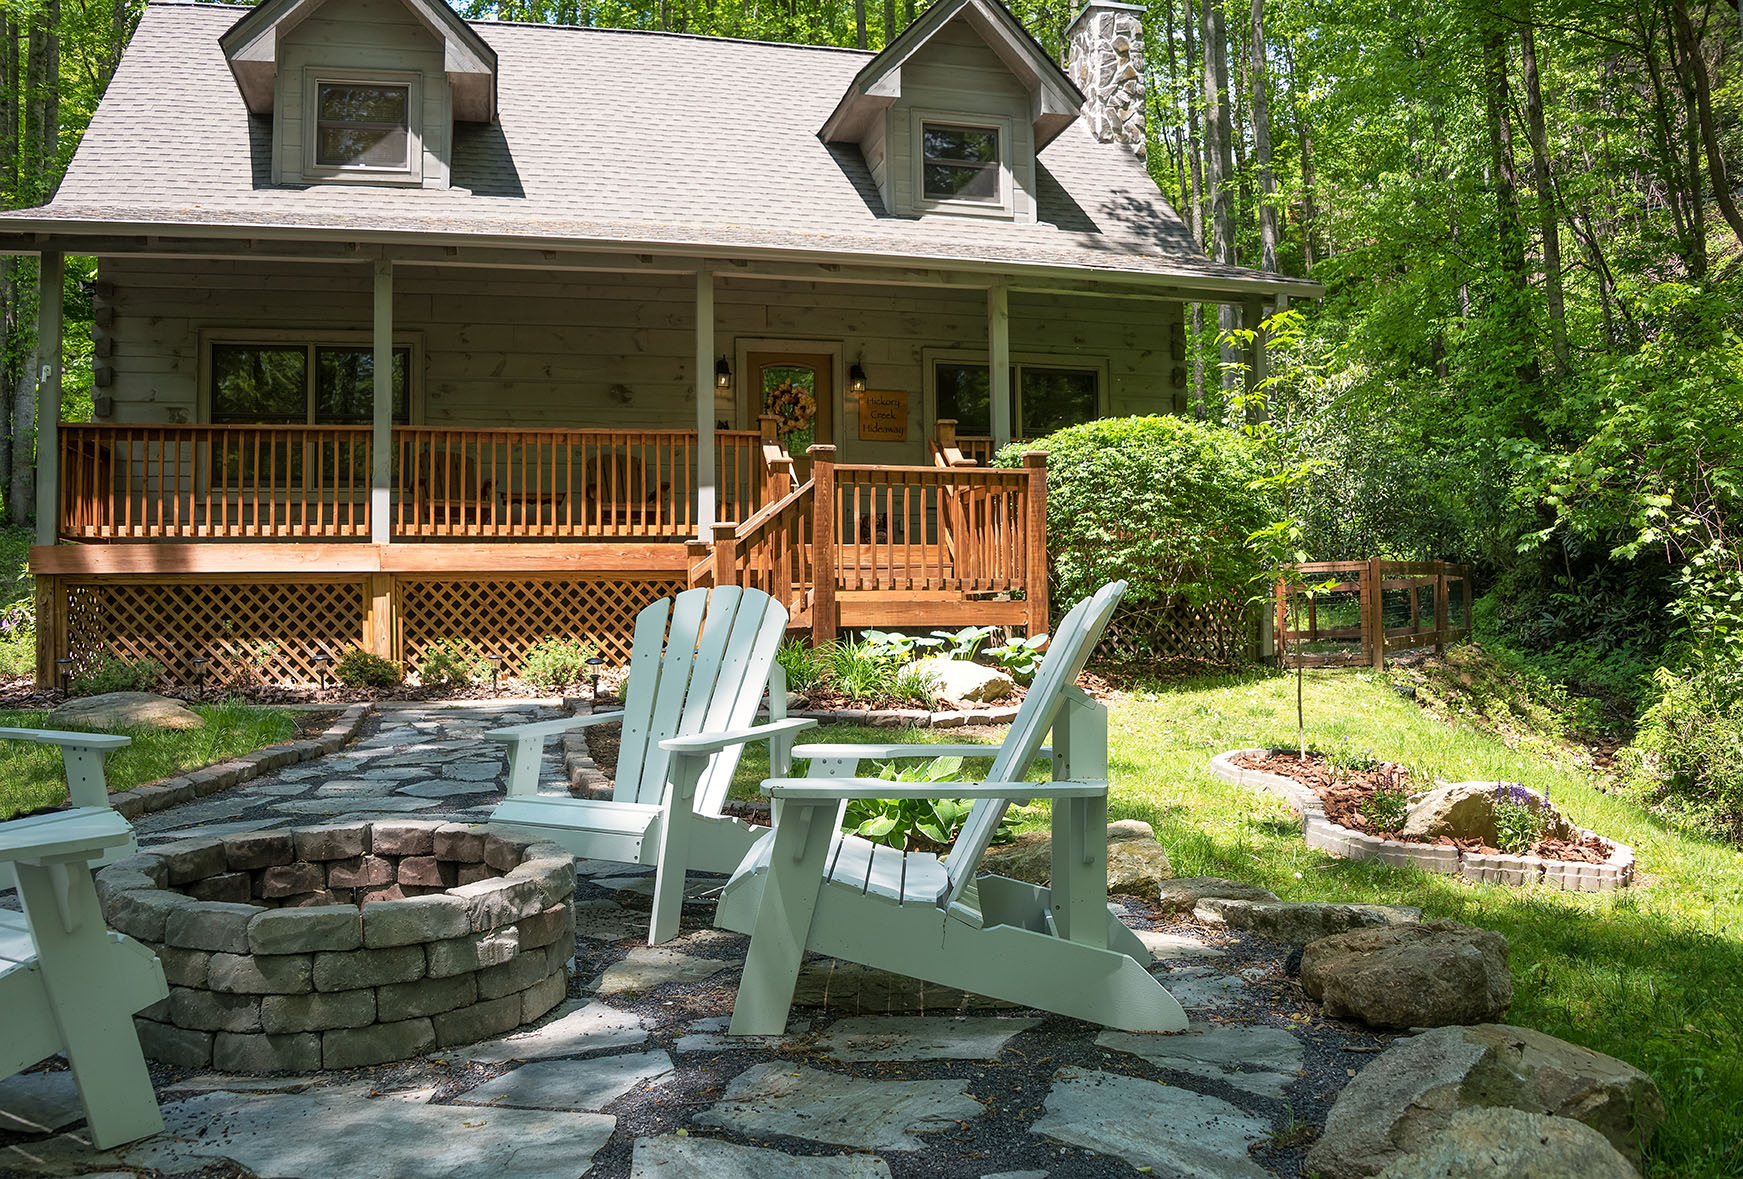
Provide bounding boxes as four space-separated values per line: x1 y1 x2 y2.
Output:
695 268 716 539
988 284 1012 449
371 260 394 545
34 251 64 546
1243 296 1267 423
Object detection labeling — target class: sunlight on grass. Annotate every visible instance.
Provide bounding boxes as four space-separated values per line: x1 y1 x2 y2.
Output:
731 670 1742 1177
0 701 298 819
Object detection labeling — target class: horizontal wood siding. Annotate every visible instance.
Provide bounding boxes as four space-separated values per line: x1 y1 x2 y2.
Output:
276 0 450 188
97 258 1185 466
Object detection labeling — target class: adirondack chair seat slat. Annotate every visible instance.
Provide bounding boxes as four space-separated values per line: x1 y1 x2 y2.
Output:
0 729 166 1149
789 743 1051 763
489 586 813 944
717 581 1191 1038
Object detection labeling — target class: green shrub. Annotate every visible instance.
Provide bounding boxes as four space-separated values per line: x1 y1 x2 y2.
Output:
68 653 165 696
984 633 1047 683
1623 666 1743 842
839 756 1011 851
859 630 942 662
776 638 825 693
1356 766 1413 833
994 416 1273 615
1492 783 1548 854
334 649 404 689
0 598 34 679
418 637 489 687
930 626 995 660
521 636 600 691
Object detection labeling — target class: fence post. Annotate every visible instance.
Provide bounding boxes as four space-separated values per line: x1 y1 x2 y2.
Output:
685 539 714 589
711 523 740 589
1023 450 1050 636
34 575 59 689
809 445 838 644
1368 557 1386 669
365 574 395 660
1274 576 1288 669
1434 562 1450 654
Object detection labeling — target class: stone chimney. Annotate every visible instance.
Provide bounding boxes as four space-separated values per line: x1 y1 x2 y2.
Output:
1065 1 1148 159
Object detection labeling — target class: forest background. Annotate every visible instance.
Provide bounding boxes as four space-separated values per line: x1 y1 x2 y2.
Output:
0 0 1738 838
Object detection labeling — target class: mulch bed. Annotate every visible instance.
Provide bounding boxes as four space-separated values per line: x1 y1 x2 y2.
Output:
1231 750 1612 863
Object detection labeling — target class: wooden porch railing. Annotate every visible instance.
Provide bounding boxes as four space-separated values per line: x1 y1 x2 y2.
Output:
1276 559 1473 668
59 424 373 540
702 445 1049 639
57 425 772 542
929 418 1009 468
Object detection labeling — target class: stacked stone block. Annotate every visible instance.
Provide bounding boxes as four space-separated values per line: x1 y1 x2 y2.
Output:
97 821 576 1072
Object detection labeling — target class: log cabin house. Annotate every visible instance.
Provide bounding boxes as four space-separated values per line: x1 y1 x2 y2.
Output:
0 0 1317 686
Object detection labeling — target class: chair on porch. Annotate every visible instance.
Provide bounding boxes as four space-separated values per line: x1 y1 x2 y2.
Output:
714 580 1189 1036
487 587 815 945
415 447 492 528
0 729 167 1149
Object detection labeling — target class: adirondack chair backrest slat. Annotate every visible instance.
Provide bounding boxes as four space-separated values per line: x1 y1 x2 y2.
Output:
939 580 1127 907
614 587 787 811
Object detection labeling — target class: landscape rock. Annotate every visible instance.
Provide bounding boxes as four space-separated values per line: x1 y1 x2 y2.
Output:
1402 783 1574 847
1193 898 1421 943
1374 1107 1640 1179
975 821 1172 895
911 656 1014 704
47 691 203 731
696 1062 983 1151
1031 1068 1272 1177
1304 1023 1666 1177
1301 918 1512 1028
1156 877 1279 915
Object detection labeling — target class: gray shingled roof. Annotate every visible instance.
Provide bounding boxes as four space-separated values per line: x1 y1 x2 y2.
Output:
0 1 1316 297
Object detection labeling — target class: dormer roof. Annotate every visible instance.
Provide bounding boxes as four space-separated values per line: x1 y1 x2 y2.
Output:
818 0 1083 149
219 0 498 121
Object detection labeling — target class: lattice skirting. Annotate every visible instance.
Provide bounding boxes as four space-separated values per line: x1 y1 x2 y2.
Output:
51 573 687 686
1096 594 1258 665
63 577 368 687
397 575 687 670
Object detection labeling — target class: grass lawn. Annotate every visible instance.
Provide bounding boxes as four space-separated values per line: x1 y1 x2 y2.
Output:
0 700 298 819
734 666 1743 1179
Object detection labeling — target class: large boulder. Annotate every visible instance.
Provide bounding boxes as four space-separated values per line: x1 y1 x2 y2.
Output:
975 820 1172 896
1402 783 1574 846
912 657 1014 705
1156 877 1280 916
1192 898 1421 944
48 691 203 731
1301 918 1512 1028
1375 1107 1639 1179
1304 1023 1666 1178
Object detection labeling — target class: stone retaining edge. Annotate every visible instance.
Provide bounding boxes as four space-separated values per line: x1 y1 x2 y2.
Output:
107 705 371 821
1208 748 1635 892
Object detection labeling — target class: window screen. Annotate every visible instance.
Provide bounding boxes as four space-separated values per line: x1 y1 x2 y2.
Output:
315 83 411 169
922 124 1001 203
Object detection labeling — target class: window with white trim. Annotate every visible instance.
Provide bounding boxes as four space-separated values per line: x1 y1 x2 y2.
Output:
303 72 421 183
909 111 1014 217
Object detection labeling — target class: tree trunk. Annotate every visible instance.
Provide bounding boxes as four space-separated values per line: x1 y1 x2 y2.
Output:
883 0 897 44
1285 42 1320 267
1481 31 1528 294
107 0 130 84
1250 0 1278 273
1203 0 1234 269
1519 22 1567 371
1669 0 1743 251
854 0 867 49
1184 0 1206 251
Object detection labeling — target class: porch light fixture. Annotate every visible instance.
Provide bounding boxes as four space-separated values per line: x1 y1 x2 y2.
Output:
486 654 503 694
848 361 867 393
586 656 605 702
715 357 733 389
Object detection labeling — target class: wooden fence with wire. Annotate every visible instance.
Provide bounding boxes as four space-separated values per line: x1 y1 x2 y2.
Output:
1276 560 1473 668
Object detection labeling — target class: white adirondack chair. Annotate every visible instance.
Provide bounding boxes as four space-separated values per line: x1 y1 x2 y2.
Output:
1 729 167 1149
715 581 1189 1036
488 586 816 945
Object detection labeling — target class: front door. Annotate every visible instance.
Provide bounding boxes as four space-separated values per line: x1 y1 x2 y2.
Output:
746 351 833 476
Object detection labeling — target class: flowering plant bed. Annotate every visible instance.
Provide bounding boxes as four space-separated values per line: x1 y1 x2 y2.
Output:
1208 749 1635 891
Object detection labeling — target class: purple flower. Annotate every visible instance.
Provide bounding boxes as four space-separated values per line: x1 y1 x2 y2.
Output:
1493 782 1532 807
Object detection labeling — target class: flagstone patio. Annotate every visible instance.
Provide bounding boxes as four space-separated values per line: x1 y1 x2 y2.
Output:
0 703 1385 1179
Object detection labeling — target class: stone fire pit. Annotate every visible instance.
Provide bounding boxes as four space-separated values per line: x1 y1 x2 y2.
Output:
95 821 575 1073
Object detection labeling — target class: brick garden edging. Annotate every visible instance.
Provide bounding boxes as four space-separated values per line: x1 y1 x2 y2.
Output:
95 821 576 1073
106 704 371 821
1208 748 1635 892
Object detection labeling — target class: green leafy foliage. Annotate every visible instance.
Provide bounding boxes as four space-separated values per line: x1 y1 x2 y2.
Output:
929 626 996 660
816 637 937 707
994 416 1273 612
1623 667 1743 844
68 653 164 696
983 633 1048 684
839 756 1012 851
1358 781 1412 833
1492 784 1548 854
776 638 825 693
417 637 489 687
858 629 943 662
520 636 600 691
333 649 404 689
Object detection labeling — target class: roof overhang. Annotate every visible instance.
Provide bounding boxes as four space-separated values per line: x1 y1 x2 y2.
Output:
218 0 498 122
0 213 1326 304
820 0 1085 150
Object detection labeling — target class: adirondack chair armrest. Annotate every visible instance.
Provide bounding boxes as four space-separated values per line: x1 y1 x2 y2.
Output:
484 711 628 744
658 718 817 756
0 807 134 864
789 742 1046 763
0 728 132 751
761 777 1106 802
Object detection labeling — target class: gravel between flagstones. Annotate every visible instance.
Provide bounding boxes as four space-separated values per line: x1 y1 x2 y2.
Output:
0 704 1391 1179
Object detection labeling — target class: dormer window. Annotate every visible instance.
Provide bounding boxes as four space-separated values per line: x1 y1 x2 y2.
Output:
306 73 421 183
315 82 411 170
922 123 1000 203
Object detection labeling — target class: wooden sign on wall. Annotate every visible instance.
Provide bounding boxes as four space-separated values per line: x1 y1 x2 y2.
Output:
857 390 908 441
